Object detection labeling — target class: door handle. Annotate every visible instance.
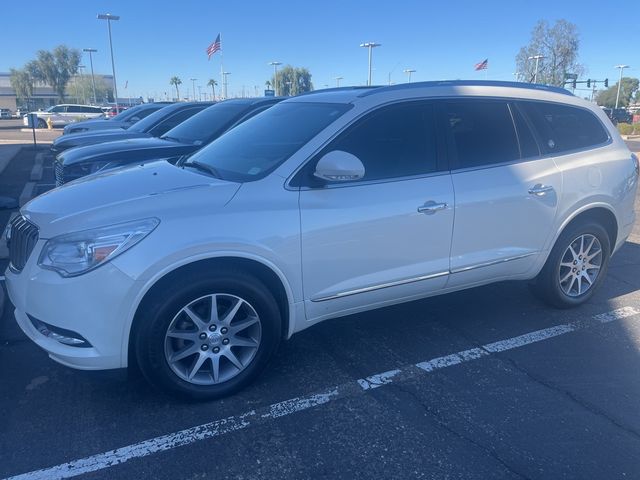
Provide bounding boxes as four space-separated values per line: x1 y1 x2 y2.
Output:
417 201 448 215
528 184 554 197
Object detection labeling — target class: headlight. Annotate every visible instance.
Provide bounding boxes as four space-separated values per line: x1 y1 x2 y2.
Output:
38 218 159 277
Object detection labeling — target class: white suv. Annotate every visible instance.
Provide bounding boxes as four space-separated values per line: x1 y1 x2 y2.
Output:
6 81 638 400
23 104 104 128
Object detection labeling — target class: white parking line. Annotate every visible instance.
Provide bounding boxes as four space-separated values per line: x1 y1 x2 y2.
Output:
5 305 639 480
0 275 5 281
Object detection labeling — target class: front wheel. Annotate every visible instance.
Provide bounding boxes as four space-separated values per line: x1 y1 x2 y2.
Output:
37 118 47 129
531 221 611 308
135 269 282 400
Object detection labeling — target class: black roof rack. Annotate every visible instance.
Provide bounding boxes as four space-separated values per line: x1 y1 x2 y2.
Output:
357 80 573 97
296 86 381 97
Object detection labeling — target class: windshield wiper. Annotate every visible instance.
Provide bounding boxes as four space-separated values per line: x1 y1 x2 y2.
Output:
162 136 181 143
183 161 221 179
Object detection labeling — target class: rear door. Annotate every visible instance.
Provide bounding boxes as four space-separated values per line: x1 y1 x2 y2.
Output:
442 98 562 287
298 101 454 321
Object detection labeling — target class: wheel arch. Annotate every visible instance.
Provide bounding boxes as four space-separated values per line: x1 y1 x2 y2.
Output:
555 204 618 250
125 254 296 369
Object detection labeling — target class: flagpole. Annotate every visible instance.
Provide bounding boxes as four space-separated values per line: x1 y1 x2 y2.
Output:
219 33 224 99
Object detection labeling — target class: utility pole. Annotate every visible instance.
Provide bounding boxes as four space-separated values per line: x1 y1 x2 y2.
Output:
614 64 630 109
360 42 381 86
335 76 343 87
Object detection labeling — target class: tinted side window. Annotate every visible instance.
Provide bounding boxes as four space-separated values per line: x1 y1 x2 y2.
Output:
326 102 438 182
135 107 161 120
511 105 540 159
519 101 609 154
148 107 202 136
50 106 65 113
66 106 83 113
442 100 520 169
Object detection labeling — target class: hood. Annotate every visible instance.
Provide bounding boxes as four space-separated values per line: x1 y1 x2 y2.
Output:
52 129 150 151
58 137 193 166
22 160 240 238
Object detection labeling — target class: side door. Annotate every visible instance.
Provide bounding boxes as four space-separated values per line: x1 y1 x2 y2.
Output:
48 105 66 125
442 98 562 288
296 101 454 322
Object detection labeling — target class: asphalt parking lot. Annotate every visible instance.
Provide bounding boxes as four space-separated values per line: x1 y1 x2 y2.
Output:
1 142 640 480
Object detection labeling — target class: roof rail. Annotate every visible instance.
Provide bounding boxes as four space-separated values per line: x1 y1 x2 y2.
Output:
297 86 381 97
357 80 573 97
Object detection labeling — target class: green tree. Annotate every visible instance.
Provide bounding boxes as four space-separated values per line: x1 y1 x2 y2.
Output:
265 80 271 90
66 75 113 104
271 65 313 96
9 68 34 107
207 79 217 99
596 77 640 108
515 20 583 86
35 45 81 101
170 76 182 100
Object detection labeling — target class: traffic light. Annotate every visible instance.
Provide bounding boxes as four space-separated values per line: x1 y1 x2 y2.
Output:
587 79 591 88
572 79 577 89
604 78 608 88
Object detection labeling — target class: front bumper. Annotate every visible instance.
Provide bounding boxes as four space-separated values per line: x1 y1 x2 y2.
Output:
5 241 139 370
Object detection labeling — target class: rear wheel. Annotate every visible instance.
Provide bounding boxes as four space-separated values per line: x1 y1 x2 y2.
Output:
531 221 611 308
135 269 282 400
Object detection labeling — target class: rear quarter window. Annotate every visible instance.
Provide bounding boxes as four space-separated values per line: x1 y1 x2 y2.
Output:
519 101 609 154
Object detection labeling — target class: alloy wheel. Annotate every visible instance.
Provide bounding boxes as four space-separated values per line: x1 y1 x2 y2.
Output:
558 234 603 297
164 293 262 385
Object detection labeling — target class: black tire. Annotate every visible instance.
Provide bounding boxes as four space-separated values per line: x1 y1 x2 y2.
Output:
135 269 282 401
530 220 611 308
37 118 47 129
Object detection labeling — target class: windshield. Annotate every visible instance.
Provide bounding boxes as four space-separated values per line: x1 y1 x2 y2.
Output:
128 105 175 132
112 104 146 121
161 103 249 145
185 102 351 182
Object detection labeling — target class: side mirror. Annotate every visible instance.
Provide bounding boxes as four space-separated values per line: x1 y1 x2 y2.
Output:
314 150 365 182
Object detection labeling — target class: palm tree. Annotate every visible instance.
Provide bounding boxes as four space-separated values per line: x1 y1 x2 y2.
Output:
169 76 182 100
207 79 218 100
265 80 271 90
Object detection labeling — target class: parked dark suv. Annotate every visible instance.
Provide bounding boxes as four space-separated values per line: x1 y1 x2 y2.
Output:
602 107 633 125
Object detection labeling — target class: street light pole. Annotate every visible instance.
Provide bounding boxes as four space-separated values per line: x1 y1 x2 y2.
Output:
403 68 416 83
97 14 120 111
335 76 343 87
268 61 282 95
360 42 381 86
190 78 197 101
83 48 98 104
222 72 231 98
528 54 544 83
614 64 630 109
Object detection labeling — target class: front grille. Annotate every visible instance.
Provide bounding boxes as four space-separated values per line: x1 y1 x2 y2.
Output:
54 160 65 186
8 216 39 272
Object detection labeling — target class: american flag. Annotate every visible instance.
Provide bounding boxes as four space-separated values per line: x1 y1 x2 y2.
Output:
474 59 488 71
207 34 221 59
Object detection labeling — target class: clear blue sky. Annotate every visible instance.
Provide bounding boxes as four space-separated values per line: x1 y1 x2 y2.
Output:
1 0 637 99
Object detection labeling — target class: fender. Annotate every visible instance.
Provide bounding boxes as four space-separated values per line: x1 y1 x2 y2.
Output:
118 250 298 367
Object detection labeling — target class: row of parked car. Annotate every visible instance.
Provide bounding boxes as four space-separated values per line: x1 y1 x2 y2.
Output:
52 98 282 185
6 81 639 401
